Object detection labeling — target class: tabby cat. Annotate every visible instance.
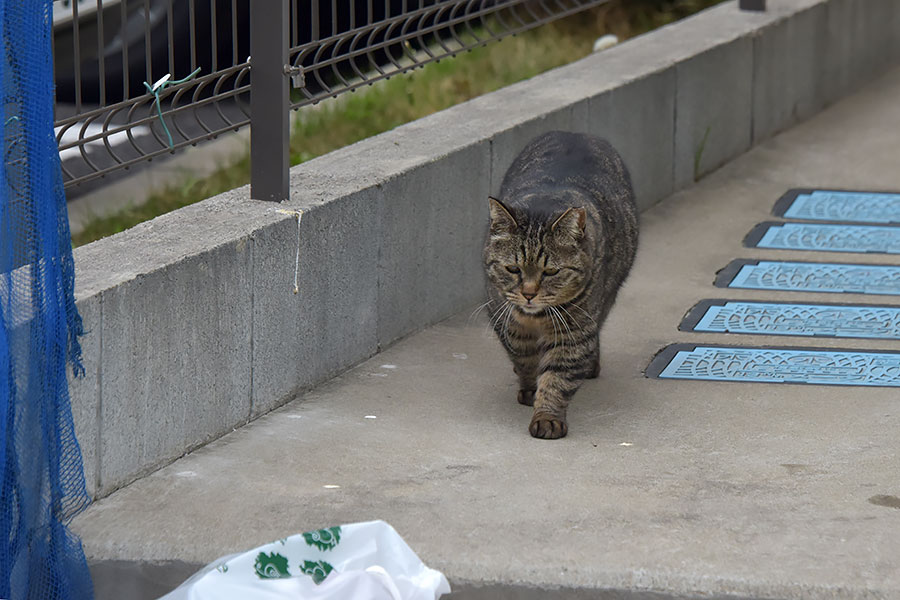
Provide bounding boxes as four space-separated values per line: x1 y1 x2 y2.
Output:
483 131 639 439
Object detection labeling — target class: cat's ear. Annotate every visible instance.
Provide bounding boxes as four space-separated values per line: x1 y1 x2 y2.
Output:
488 196 518 234
551 207 586 239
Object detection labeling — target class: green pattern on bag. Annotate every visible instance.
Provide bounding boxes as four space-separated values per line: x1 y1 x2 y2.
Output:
254 552 291 579
300 560 334 585
302 526 342 551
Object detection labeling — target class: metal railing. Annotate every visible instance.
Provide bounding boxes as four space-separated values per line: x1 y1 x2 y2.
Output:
54 0 610 201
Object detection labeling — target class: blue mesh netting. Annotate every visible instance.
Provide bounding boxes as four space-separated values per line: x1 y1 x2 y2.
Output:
1 1 94 598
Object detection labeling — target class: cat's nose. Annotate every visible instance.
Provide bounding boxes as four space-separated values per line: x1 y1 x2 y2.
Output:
522 291 536 301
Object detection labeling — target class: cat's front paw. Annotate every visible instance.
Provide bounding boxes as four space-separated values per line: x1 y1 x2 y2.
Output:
517 389 535 406
529 413 568 439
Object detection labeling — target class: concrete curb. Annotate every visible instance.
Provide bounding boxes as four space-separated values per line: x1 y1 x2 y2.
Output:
69 0 900 499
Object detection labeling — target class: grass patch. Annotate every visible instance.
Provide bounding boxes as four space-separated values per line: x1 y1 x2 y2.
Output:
72 0 723 247
288 24 595 165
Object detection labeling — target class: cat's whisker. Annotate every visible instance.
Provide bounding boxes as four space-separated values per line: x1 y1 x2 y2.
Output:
548 306 561 346
494 300 513 347
488 300 509 327
548 308 557 345
485 301 506 339
501 303 514 334
557 305 585 337
487 301 514 347
469 299 494 322
566 302 597 326
555 306 575 346
551 306 573 347
494 302 514 338
503 306 511 337
546 305 557 343
556 304 576 328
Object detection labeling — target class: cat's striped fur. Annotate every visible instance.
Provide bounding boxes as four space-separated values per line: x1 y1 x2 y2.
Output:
483 131 638 439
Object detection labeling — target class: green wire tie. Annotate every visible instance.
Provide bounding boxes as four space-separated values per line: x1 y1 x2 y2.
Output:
143 67 202 149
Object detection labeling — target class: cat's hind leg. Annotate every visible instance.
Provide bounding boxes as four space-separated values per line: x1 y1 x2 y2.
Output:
513 355 539 406
517 389 535 406
585 335 601 379
500 317 540 406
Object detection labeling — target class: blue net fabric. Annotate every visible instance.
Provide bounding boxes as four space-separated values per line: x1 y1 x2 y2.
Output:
1 1 93 598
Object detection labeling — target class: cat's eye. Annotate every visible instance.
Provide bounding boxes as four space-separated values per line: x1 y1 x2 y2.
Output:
505 265 521 274
543 268 560 276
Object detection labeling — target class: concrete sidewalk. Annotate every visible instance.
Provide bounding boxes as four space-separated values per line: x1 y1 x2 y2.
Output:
73 65 900 599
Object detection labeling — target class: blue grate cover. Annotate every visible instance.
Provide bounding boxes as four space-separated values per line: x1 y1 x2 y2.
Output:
681 300 900 339
746 222 900 254
716 260 900 295
774 189 900 224
647 344 900 386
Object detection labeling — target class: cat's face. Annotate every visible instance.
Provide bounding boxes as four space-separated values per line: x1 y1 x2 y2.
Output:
484 197 591 313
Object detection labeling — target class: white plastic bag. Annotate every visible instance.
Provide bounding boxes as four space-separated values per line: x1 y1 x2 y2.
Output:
160 520 450 600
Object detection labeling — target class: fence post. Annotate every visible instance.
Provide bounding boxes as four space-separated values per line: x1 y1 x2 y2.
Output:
250 0 290 202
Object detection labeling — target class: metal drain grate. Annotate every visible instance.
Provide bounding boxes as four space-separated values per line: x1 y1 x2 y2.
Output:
774 189 900 224
647 344 900 386
681 300 900 339
745 222 900 254
715 260 900 295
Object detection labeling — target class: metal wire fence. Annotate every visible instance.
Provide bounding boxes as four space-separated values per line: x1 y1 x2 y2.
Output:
53 0 610 198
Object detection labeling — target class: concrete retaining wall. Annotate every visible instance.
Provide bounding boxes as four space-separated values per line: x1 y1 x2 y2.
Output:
69 0 900 499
